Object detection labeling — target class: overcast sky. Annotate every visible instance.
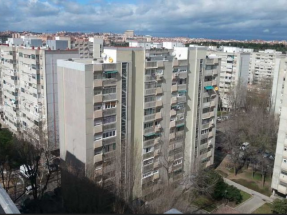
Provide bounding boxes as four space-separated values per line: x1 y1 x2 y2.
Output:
1 0 287 40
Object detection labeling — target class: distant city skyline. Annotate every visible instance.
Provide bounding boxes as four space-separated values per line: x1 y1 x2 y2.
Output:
0 0 286 41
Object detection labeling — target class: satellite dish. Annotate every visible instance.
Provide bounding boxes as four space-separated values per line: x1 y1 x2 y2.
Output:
171 51 176 56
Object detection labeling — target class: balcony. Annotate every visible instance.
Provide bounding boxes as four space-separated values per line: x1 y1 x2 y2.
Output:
144 113 155 122
143 151 154 160
202 123 209 130
156 100 163 107
212 69 218 75
103 108 116 116
176 130 184 138
203 81 212 87
145 88 156 95
179 71 187 79
280 174 287 184
210 100 216 107
157 61 164 68
146 61 158 68
154 161 160 169
94 154 103 163
103 122 116 131
145 101 156 109
144 127 155 135
156 74 163 81
171 97 177 104
103 93 117 101
94 79 103 87
208 131 214 138
154 149 160 157
155 125 162 133
202 101 211 108
103 78 117 86
209 120 214 128
156 87 163 95
177 96 186 103
155 112 162 120
212 80 217 86
202 112 210 119
173 59 179 67
283 151 287 159
278 185 287 195
170 109 176 117
94 140 103 148
169 132 175 140
204 70 213 76
207 150 212 157
170 120 176 128
171 84 178 92
172 73 179 80
178 84 187 91
94 94 103 103
153 172 160 180
282 162 287 171
94 110 103 118
94 125 103 134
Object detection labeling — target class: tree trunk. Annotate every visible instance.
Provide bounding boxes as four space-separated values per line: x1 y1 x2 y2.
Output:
261 172 266 187
252 171 255 178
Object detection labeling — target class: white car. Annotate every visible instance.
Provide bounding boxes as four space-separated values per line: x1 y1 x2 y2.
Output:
20 165 33 178
240 142 250 150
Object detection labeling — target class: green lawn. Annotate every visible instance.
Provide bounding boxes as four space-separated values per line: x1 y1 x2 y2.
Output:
193 196 217 212
237 190 251 205
252 203 272 214
244 172 271 183
231 179 272 196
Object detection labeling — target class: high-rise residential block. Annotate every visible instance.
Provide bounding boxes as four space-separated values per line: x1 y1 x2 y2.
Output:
0 43 79 150
249 49 284 85
271 57 287 197
58 46 221 201
208 51 250 110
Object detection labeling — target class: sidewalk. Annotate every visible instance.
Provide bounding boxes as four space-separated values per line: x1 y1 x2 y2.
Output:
223 178 273 213
223 178 273 203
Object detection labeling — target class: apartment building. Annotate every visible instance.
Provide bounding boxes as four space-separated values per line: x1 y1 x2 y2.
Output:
271 57 287 197
208 51 250 110
249 49 284 85
271 56 287 115
0 43 78 150
57 46 220 201
71 39 93 58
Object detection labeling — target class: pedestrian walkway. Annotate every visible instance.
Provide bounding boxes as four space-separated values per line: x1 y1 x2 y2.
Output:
223 178 274 213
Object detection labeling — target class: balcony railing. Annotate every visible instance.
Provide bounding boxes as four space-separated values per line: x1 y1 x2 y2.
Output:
103 93 117 101
146 61 158 68
103 108 116 116
144 113 155 121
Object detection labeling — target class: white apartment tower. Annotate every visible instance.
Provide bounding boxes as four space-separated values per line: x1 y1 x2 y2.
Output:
57 46 221 201
0 43 78 150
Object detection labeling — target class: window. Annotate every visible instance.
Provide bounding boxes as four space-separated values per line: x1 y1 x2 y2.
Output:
145 82 156 89
144 122 153 129
145 96 155 102
143 158 154 166
94 88 101 95
202 107 210 114
103 130 116 139
144 108 155 116
103 115 116 124
201 138 208 145
104 101 116 109
143 171 153 179
94 119 102 126
94 103 102 110
179 79 186 84
201 129 209 134
94 147 102 155
104 73 116 79
94 72 102 79
143 146 154 154
103 143 116 153
103 87 116 94
94 134 102 141
173 158 182 166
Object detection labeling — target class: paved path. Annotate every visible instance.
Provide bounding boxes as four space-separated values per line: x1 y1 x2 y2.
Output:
223 178 273 213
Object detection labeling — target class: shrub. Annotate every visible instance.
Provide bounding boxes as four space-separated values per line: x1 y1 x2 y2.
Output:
272 199 287 214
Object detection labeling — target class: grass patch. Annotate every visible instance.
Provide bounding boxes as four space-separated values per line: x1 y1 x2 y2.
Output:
244 171 271 183
231 179 272 196
236 190 251 205
252 203 272 214
217 111 227 116
193 196 217 212
216 169 228 178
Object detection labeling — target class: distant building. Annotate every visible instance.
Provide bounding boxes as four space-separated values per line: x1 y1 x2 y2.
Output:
124 30 134 38
163 42 184 49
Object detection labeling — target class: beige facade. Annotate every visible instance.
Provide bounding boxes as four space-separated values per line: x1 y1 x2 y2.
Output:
57 46 221 201
71 39 92 58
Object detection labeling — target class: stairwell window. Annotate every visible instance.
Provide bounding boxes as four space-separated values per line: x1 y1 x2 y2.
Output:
143 146 154 154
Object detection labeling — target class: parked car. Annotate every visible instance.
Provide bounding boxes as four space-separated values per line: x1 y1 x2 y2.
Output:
240 142 250 150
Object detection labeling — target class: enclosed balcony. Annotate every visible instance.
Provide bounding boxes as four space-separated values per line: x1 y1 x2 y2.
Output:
156 100 163 107
171 97 177 105
170 109 176 117
94 79 103 87
170 120 176 128
279 173 287 184
94 110 103 118
171 84 178 92
156 87 163 95
278 184 287 195
94 94 103 103
155 112 162 120
281 162 287 171
94 140 103 148
94 154 103 163
94 125 103 134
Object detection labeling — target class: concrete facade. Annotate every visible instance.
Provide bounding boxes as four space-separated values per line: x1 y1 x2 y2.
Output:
57 46 221 201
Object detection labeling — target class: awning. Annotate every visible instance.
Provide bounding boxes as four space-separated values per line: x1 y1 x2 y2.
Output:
176 123 185 128
178 90 187 93
204 86 214 90
104 70 118 74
